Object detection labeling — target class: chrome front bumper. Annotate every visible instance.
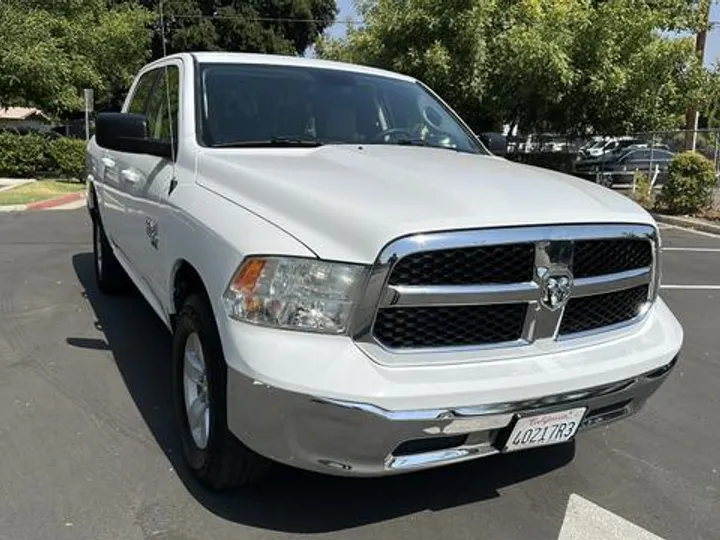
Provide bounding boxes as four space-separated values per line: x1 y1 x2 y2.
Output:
227 356 677 476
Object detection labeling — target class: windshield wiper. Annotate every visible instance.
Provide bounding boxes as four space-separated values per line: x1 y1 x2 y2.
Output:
395 138 468 152
211 136 325 148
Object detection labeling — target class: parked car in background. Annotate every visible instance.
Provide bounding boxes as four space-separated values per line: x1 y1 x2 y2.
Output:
575 147 675 187
541 140 568 153
580 137 648 159
86 52 682 490
578 138 606 157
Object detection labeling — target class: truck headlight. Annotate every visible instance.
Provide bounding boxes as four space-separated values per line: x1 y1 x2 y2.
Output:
222 257 366 334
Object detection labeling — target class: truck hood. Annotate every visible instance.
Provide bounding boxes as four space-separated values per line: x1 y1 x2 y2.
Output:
197 145 654 263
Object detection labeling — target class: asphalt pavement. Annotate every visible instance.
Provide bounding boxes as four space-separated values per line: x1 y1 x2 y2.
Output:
0 209 718 540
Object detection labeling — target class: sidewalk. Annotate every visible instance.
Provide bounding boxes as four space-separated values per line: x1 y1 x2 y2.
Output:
0 178 35 193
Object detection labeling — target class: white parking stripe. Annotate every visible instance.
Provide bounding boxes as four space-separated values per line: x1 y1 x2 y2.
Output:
660 224 720 239
558 494 665 540
662 247 720 252
661 285 720 290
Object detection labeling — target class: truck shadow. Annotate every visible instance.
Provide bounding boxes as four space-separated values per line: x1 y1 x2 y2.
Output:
71 251 575 534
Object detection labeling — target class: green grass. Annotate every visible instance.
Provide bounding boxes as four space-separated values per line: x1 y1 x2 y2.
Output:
0 180 84 206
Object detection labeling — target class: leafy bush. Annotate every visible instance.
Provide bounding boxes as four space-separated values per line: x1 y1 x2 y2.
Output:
0 131 85 179
48 137 87 179
631 171 654 209
0 131 49 177
658 151 717 215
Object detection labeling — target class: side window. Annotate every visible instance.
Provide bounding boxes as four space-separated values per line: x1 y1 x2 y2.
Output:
629 150 651 161
145 65 180 142
621 151 640 163
126 70 159 115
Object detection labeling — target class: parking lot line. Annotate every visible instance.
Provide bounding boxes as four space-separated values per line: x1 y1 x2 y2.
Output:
659 224 720 239
660 285 720 290
662 247 720 252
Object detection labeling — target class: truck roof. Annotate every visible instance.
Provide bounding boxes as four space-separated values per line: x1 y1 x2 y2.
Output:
149 52 415 83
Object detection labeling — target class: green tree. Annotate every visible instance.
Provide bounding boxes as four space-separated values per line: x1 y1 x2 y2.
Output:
142 0 337 59
562 0 708 135
318 0 493 129
484 0 586 134
0 0 153 115
319 0 713 135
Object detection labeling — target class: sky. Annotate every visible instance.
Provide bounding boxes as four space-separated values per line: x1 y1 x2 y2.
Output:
328 0 720 67
707 2 720 66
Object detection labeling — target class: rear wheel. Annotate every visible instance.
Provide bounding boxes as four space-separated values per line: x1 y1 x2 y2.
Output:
92 215 128 294
173 293 270 490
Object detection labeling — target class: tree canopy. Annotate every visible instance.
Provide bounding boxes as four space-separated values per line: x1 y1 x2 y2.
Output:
138 0 337 59
319 0 714 135
0 0 154 114
0 0 337 116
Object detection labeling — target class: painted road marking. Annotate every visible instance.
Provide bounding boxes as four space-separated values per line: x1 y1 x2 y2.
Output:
558 494 666 540
662 247 720 252
661 285 720 290
660 224 720 239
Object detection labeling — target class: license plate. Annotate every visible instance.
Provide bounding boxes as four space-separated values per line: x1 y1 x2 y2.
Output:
503 407 587 453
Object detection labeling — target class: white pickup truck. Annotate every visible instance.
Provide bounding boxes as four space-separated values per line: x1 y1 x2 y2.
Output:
86 52 683 490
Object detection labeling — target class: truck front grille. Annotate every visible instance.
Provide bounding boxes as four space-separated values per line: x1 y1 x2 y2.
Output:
374 304 526 349
357 225 658 352
573 239 652 278
559 285 650 336
388 243 535 285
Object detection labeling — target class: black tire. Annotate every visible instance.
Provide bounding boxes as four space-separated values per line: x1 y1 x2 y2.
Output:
92 215 128 294
173 293 270 490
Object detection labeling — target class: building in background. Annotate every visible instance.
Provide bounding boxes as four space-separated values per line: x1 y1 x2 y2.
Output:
0 107 52 131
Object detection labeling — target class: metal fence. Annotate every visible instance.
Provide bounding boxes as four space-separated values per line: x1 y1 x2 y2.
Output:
504 129 720 189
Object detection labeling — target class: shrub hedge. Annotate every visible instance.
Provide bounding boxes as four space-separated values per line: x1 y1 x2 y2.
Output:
0 132 86 179
631 170 654 209
47 137 87 179
657 151 717 215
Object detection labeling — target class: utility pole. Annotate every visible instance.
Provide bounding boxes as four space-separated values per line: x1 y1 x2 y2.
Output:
159 0 168 57
84 88 93 141
685 0 711 151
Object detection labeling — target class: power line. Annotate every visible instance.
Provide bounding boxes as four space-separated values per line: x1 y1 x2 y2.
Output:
157 14 364 24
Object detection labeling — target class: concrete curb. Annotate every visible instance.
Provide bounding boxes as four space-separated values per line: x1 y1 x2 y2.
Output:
27 191 85 211
0 191 85 213
0 204 28 212
652 213 720 235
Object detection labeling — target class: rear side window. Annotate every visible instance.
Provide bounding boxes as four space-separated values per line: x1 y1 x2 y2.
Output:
126 70 159 115
145 65 180 142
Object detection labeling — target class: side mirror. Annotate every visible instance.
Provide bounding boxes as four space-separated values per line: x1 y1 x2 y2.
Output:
95 112 173 160
478 132 507 156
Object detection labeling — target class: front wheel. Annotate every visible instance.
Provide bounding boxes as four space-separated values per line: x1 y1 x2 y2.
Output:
172 293 270 490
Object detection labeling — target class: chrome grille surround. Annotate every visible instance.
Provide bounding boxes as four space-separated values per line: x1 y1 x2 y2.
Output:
351 224 659 353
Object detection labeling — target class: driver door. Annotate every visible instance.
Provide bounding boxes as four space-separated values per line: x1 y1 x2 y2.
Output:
120 63 181 306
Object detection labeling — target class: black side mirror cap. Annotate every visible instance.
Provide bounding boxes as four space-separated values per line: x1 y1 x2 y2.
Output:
95 112 173 160
478 132 507 156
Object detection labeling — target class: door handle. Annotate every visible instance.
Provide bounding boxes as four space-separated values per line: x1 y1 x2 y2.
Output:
121 169 142 184
101 156 116 168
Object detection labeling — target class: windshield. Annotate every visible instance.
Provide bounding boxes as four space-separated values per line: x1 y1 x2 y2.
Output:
198 63 485 154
